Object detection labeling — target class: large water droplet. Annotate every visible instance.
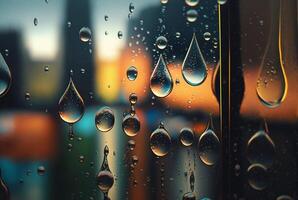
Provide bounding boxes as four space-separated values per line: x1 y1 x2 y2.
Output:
179 128 194 147
156 36 168 50
247 120 275 168
186 9 198 23
0 53 12 97
95 107 115 132
150 55 173 98
79 27 92 42
96 146 114 197
122 114 140 137
256 4 287 108
247 163 268 191
198 116 220 166
58 78 85 124
150 123 172 157
185 0 199 7
127 66 138 81
182 33 207 86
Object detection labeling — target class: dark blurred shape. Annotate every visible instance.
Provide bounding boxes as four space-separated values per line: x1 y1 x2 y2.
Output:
0 169 9 200
63 0 94 105
0 31 22 108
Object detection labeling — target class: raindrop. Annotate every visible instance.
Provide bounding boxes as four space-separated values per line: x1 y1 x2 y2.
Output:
67 21 72 28
176 32 181 38
0 169 9 200
25 92 31 101
150 55 173 98
150 122 172 157
79 27 92 42
179 128 194 147
218 0 227 5
44 66 49 72
129 3 135 13
247 120 275 168
0 53 12 97
118 31 123 39
276 195 294 200
156 36 168 50
95 107 115 132
122 114 140 137
37 166 46 176
128 139 136 151
96 146 114 199
185 0 199 7
186 9 198 23
34 18 38 26
127 66 138 81
198 115 220 166
129 93 138 105
160 0 168 4
247 163 268 191
58 77 85 124
203 32 211 41
256 4 287 108
104 15 109 21
182 33 207 86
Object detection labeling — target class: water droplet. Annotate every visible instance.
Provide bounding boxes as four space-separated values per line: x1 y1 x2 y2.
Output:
44 66 49 72
186 9 198 23
122 114 140 137
185 0 199 7
176 32 181 38
128 139 136 150
129 93 138 105
58 77 85 124
34 18 38 26
95 107 115 132
156 36 168 50
203 32 211 41
67 21 72 28
218 0 227 5
160 0 168 4
129 3 135 13
182 33 207 86
127 66 138 81
80 68 85 74
25 92 31 101
276 195 294 200
79 27 92 42
150 55 173 98
179 128 194 147
37 166 46 176
104 15 109 21
96 146 114 197
198 116 220 166
247 120 275 168
118 31 123 39
247 163 268 191
131 155 138 166
79 155 85 163
256 7 287 108
0 53 12 97
150 123 172 157
183 192 196 200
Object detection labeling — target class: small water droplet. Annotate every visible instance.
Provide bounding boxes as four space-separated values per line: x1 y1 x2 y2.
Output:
104 15 109 21
58 78 85 124
247 163 268 191
186 9 198 23
203 32 211 41
0 53 12 97
25 92 31 101
182 33 207 86
34 18 38 26
129 93 138 105
67 21 72 28
179 128 194 147
150 123 172 157
118 31 123 39
37 166 46 176
150 55 173 98
185 0 199 7
127 66 138 81
44 66 49 72
128 139 136 150
218 0 227 5
95 107 115 132
79 27 92 42
156 36 168 50
129 3 135 13
160 0 168 4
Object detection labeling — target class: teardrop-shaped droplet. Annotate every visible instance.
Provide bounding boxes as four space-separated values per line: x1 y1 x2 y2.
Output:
150 55 173 98
247 120 275 168
95 107 115 132
185 0 199 7
247 163 268 191
58 78 85 124
0 53 12 97
198 117 220 166
256 3 287 108
122 114 140 137
150 123 172 157
182 33 207 86
276 195 294 200
0 169 9 200
127 66 138 81
79 27 92 42
179 127 194 147
96 146 114 194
